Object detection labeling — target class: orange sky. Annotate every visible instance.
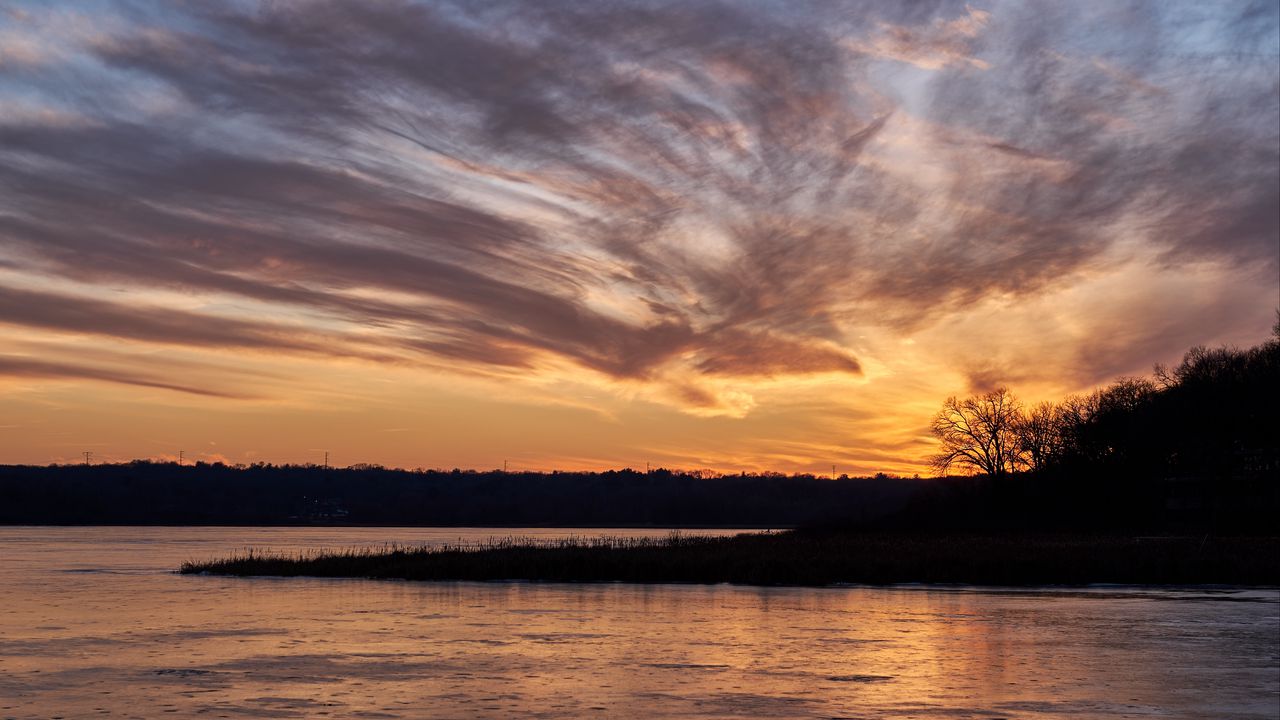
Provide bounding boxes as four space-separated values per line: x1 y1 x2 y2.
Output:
1 1 1276 474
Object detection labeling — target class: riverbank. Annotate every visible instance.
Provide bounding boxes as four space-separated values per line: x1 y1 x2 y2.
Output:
179 531 1280 586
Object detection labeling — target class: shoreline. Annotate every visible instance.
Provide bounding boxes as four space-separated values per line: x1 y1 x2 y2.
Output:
0 522 785 530
180 531 1280 587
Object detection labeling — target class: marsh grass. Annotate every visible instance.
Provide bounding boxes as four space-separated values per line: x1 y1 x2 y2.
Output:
179 531 1279 586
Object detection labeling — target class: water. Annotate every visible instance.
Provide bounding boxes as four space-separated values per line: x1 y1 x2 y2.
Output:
0 527 1276 719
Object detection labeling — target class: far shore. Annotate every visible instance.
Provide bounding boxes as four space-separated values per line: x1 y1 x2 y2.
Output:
179 530 1280 587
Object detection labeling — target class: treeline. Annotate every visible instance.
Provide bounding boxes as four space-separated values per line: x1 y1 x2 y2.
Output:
922 328 1280 532
0 464 919 527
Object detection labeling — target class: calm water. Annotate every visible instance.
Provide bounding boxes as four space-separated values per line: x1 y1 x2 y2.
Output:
0 527 1276 719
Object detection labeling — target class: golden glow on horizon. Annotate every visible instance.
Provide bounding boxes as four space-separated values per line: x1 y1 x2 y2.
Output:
1 250 1270 475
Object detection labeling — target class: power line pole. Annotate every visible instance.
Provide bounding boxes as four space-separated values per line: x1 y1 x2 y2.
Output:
83 451 92 465
503 459 508 473
179 450 184 466
324 451 329 470
832 464 836 480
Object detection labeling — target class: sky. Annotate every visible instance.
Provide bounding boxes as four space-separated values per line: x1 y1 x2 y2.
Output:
0 0 1276 474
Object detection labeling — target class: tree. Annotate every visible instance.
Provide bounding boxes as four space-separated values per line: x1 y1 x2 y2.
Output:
930 388 1024 477
1016 401 1064 472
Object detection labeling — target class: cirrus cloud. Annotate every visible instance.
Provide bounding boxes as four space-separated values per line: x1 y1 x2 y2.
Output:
0 0 1275 462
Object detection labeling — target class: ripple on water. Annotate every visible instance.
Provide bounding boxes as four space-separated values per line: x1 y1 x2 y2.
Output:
1 526 1276 720
826 674 894 683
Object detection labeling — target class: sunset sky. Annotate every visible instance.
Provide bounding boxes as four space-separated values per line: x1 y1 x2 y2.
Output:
0 0 1276 474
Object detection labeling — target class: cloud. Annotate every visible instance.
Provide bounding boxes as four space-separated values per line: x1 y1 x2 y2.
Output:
846 4 993 70
0 355 251 399
0 0 1274 420
694 329 861 377
0 284 391 361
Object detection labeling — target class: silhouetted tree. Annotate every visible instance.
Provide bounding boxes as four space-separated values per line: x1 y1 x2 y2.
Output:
920 324 1280 531
1015 401 1063 472
1055 392 1103 464
930 387 1024 477
1079 376 1160 467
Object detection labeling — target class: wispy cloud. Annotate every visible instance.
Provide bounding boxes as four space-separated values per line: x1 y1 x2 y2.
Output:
0 355 251 399
0 0 1275 470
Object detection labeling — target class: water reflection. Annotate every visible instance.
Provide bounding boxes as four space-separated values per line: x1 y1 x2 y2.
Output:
0 527 1275 718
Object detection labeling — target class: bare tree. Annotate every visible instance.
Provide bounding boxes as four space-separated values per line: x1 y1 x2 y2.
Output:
1016 401 1063 472
930 387 1024 477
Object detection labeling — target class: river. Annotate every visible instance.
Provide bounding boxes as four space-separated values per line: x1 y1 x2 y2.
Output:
0 527 1275 718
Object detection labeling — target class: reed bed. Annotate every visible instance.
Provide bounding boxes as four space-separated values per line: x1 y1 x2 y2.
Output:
179 531 1280 586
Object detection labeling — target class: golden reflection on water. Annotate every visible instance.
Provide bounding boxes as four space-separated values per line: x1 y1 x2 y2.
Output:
0 527 1276 719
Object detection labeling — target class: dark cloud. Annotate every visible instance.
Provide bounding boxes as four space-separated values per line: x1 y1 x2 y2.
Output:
0 356 252 399
0 0 1274 397
0 284 375 358
695 329 861 377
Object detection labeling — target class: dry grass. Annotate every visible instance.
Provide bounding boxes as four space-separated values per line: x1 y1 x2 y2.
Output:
179 530 1280 586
